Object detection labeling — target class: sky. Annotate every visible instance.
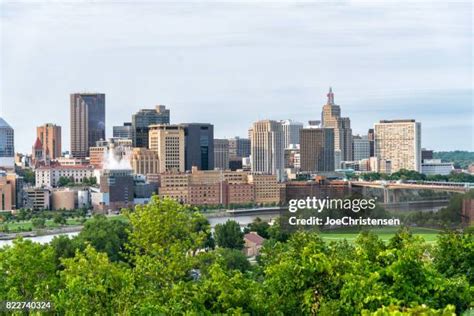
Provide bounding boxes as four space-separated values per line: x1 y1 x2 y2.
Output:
0 0 472 154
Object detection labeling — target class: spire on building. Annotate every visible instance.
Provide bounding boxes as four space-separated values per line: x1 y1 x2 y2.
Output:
327 87 334 105
33 137 43 150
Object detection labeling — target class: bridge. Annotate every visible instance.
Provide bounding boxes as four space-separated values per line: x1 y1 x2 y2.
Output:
350 180 473 204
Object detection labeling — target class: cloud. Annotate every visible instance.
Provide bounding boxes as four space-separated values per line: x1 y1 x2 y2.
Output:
0 1 472 153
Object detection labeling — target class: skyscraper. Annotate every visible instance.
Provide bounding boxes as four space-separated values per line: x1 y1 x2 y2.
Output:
113 122 133 140
249 120 285 178
368 128 375 157
70 93 105 158
321 88 352 165
148 124 185 173
352 135 370 161
374 119 421 172
228 137 251 159
132 105 170 148
214 139 229 170
180 123 214 171
280 119 303 148
0 118 14 168
300 128 334 172
37 123 61 159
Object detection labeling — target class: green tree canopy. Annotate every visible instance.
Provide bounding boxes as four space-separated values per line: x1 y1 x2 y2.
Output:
214 220 244 250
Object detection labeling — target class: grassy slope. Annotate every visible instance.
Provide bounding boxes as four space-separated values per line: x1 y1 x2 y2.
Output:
320 227 442 243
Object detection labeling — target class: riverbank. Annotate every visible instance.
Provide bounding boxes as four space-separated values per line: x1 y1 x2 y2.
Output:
0 225 83 240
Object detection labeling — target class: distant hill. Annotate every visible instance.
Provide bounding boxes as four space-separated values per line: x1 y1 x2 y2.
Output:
433 151 474 169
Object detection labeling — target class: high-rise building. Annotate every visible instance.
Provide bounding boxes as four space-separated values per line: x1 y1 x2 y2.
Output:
130 147 160 176
249 120 285 179
0 118 14 168
228 137 250 159
214 139 229 170
180 123 214 171
368 128 375 157
148 124 185 173
37 123 61 159
321 88 352 164
280 119 303 148
300 128 335 172
132 105 170 148
70 93 106 158
352 135 370 161
113 122 133 139
374 119 421 172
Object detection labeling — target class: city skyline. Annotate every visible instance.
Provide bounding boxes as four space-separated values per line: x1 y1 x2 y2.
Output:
1 1 472 153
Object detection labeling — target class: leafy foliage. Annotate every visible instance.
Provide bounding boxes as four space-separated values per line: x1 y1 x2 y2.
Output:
0 197 472 315
214 220 245 249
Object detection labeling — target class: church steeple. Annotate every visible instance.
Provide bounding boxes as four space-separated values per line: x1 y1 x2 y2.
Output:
327 87 335 105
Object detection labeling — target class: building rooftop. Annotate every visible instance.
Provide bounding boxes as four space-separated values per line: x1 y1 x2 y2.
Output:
33 137 43 150
0 117 12 129
244 232 265 246
36 164 94 170
378 119 416 123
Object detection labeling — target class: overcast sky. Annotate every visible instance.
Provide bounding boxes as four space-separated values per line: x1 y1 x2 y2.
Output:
1 0 472 153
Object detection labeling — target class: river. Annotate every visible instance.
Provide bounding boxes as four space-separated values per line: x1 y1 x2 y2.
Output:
0 211 280 247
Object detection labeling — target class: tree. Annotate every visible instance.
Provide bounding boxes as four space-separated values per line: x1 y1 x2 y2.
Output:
198 248 251 274
434 230 474 283
50 235 80 268
22 169 36 185
54 245 135 314
0 239 59 301
214 220 244 249
53 213 67 226
125 196 210 313
244 217 270 239
57 176 72 187
82 176 97 186
32 217 46 229
76 215 130 262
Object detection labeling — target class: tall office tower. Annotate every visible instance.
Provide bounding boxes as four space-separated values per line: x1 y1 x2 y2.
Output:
374 119 421 172
228 137 251 159
0 118 14 168
113 122 133 139
70 93 105 158
300 128 335 172
352 135 370 161
321 88 353 163
180 123 214 171
37 123 61 159
132 105 170 148
368 128 375 157
281 119 303 148
148 124 185 173
249 120 285 178
214 139 229 170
